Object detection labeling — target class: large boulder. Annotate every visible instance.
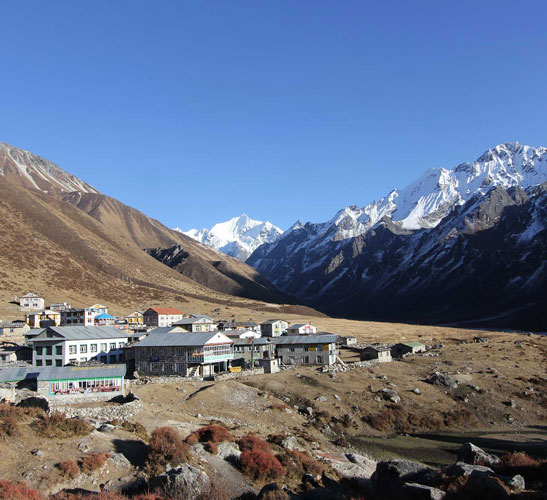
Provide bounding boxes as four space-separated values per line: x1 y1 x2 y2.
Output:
149 464 210 499
464 470 510 499
400 483 446 500
216 442 241 462
443 462 494 477
372 460 437 488
457 443 501 467
380 388 401 404
281 435 301 451
426 372 458 390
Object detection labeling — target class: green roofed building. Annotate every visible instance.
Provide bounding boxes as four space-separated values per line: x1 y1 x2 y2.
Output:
392 341 426 357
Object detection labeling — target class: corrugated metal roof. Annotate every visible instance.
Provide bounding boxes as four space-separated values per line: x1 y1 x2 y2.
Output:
233 338 274 346
287 324 315 329
0 366 40 382
261 319 287 325
272 335 338 345
30 326 128 342
37 364 126 380
399 341 425 348
133 331 233 347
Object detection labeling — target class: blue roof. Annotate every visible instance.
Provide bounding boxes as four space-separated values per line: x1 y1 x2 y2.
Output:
95 313 115 319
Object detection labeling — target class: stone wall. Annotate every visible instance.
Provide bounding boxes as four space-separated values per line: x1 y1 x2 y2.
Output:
213 367 264 381
50 393 143 421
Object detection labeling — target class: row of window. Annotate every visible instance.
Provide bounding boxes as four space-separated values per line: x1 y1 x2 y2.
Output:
68 342 124 354
36 346 63 356
36 359 63 367
137 361 187 373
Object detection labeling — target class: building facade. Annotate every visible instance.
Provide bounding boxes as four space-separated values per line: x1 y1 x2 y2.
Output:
286 323 318 336
360 346 392 363
29 326 129 367
0 321 30 338
61 305 109 326
173 317 217 332
392 342 426 357
26 310 61 328
125 311 144 326
273 335 338 365
20 293 45 309
133 331 234 378
232 338 275 367
143 308 184 327
260 320 289 337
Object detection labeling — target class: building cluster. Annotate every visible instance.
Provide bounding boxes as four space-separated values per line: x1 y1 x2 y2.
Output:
0 293 427 403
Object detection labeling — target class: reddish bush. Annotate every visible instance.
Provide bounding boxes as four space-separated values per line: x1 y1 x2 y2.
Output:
57 460 80 479
269 403 289 411
0 403 23 419
79 452 110 474
495 451 547 483
146 426 190 475
240 449 286 481
188 424 234 444
0 480 44 500
278 450 324 479
500 451 540 467
33 412 92 438
238 434 271 453
205 441 218 454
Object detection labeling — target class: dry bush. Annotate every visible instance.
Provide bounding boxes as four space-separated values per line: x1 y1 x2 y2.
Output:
269 403 288 411
240 449 286 481
33 412 92 438
495 451 547 483
0 416 19 438
146 426 190 475
53 493 161 500
0 480 45 500
79 452 111 474
57 460 80 479
277 450 324 479
500 451 540 467
187 424 234 444
238 434 271 453
0 402 23 419
121 420 149 441
204 441 218 454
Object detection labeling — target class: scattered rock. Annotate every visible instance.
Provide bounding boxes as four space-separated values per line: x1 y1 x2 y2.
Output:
333 394 341 401
31 450 43 457
457 443 501 467
98 423 116 433
506 474 525 493
305 407 314 417
315 396 329 402
380 388 401 404
413 388 421 395
77 442 91 453
109 452 132 468
371 460 437 488
216 442 241 462
281 435 300 451
150 464 210 500
444 462 494 477
401 482 446 500
426 372 458 390
465 470 510 499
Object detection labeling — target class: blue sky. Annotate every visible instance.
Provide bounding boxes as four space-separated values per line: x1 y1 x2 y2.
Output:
2 1 547 230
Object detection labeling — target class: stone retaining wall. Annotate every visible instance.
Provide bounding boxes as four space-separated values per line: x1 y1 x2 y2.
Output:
50 394 143 422
213 368 264 381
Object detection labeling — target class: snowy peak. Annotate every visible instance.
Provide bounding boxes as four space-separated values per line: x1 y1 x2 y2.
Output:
0 142 99 196
178 214 283 261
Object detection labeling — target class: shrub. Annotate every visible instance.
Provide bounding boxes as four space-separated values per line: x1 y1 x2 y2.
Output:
146 426 190 475
277 450 324 479
500 451 540 468
205 441 218 455
121 420 149 441
187 424 234 444
240 449 286 481
33 412 92 438
0 416 19 438
0 403 23 419
80 452 111 474
57 460 80 479
495 452 547 482
269 403 288 411
238 434 271 453
0 480 44 500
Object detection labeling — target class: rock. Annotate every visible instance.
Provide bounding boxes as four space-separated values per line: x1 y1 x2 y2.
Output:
302 473 317 485
457 443 501 467
413 388 421 395
306 407 314 417
257 482 288 500
302 486 345 499
216 442 241 462
31 450 43 457
110 452 132 468
401 483 446 499
98 423 116 433
465 470 510 499
443 462 494 477
506 474 525 493
315 396 329 402
372 460 437 488
426 372 458 390
380 388 401 404
333 394 341 401
281 435 300 451
345 453 377 479
78 442 91 453
103 474 147 494
150 464 210 500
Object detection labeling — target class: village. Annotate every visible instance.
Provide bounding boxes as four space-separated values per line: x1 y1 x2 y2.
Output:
0 292 435 403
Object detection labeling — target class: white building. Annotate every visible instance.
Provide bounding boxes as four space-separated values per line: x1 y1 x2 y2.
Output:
173 316 217 332
287 323 318 336
29 326 129 367
260 319 289 337
19 293 45 310
143 308 184 327
60 304 109 326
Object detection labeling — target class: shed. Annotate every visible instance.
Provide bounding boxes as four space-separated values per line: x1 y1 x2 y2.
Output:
392 342 426 357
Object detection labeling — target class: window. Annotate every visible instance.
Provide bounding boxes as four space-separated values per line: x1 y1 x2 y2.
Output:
316 356 322 364
288 346 295 352
304 356 310 364
45 359 52 366
69 358 77 364
176 347 184 356
151 348 159 358
118 342 125 349
80 357 87 362
36 360 43 366
36 346 43 355
101 343 107 351
164 363 173 372
55 345 62 355
110 343 116 350
45 346 52 356
80 345 87 353
69 345 77 354
55 360 62 367
90 344 97 353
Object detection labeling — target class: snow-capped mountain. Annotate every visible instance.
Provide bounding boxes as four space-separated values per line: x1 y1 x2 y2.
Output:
248 143 547 330
0 142 99 196
176 214 283 261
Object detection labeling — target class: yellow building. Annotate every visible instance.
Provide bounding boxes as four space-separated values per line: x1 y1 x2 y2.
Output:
26 310 61 328
125 311 144 326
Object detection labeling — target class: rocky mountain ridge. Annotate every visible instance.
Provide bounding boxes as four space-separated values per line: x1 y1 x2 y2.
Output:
177 214 283 261
248 143 547 330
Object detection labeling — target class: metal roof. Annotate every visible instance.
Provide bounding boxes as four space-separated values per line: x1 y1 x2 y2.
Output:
30 326 128 342
234 338 274 346
173 317 214 325
261 319 288 325
0 366 41 382
133 331 233 347
398 341 425 348
37 364 126 380
95 313 116 320
287 324 315 329
272 334 338 345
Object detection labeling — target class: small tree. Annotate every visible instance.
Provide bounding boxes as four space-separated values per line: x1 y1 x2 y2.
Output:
146 426 190 475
